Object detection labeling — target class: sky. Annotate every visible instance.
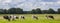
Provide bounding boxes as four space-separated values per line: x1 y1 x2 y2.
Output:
0 0 60 11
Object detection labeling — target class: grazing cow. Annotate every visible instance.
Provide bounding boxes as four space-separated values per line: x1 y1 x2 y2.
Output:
46 15 54 19
33 16 38 20
3 15 19 21
3 15 11 21
21 16 25 19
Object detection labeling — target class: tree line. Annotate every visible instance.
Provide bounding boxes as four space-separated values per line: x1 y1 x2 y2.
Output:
0 8 60 14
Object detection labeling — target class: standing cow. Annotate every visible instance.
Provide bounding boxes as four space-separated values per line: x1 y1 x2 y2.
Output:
21 16 25 19
46 15 54 20
10 15 16 21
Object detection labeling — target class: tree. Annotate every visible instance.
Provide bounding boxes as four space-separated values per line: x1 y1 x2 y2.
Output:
3 9 8 14
0 9 4 14
42 10 48 14
47 8 56 14
57 8 60 14
31 9 36 14
16 8 23 14
8 8 16 14
8 8 23 14
35 8 42 14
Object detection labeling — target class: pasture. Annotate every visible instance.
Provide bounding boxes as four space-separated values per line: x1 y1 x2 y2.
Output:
0 14 60 23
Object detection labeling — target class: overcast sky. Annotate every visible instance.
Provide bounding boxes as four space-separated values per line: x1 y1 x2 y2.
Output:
0 0 60 11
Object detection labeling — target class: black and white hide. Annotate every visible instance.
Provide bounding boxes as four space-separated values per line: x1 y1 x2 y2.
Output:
32 15 38 20
3 15 19 21
46 15 54 20
21 16 25 19
3 15 11 21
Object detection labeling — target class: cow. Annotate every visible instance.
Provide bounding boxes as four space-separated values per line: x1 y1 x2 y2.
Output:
21 16 25 19
3 15 19 21
46 15 54 20
10 15 19 21
32 15 38 20
3 15 11 21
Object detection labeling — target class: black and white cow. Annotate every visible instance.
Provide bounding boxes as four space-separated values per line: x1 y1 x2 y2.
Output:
21 16 25 19
46 15 54 19
3 15 11 21
32 15 38 20
3 15 19 21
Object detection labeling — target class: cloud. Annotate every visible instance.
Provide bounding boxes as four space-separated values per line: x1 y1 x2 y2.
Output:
41 0 59 2
0 0 60 11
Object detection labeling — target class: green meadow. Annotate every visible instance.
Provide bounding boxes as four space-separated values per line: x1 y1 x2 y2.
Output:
0 14 60 23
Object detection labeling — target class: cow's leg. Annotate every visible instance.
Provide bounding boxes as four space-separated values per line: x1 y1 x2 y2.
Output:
23 17 25 19
12 18 14 21
46 16 49 19
52 17 54 20
36 18 38 20
8 19 10 21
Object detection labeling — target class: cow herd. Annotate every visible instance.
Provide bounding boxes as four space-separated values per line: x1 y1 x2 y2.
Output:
3 15 54 21
3 15 19 21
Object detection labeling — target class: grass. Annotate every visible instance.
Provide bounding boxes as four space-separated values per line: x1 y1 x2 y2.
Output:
0 14 60 23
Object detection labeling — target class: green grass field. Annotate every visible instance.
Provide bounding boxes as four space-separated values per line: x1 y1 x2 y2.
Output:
0 14 60 23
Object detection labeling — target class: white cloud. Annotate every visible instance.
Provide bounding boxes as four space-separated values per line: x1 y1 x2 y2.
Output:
15 1 60 11
0 0 60 11
1 0 12 4
56 1 60 4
